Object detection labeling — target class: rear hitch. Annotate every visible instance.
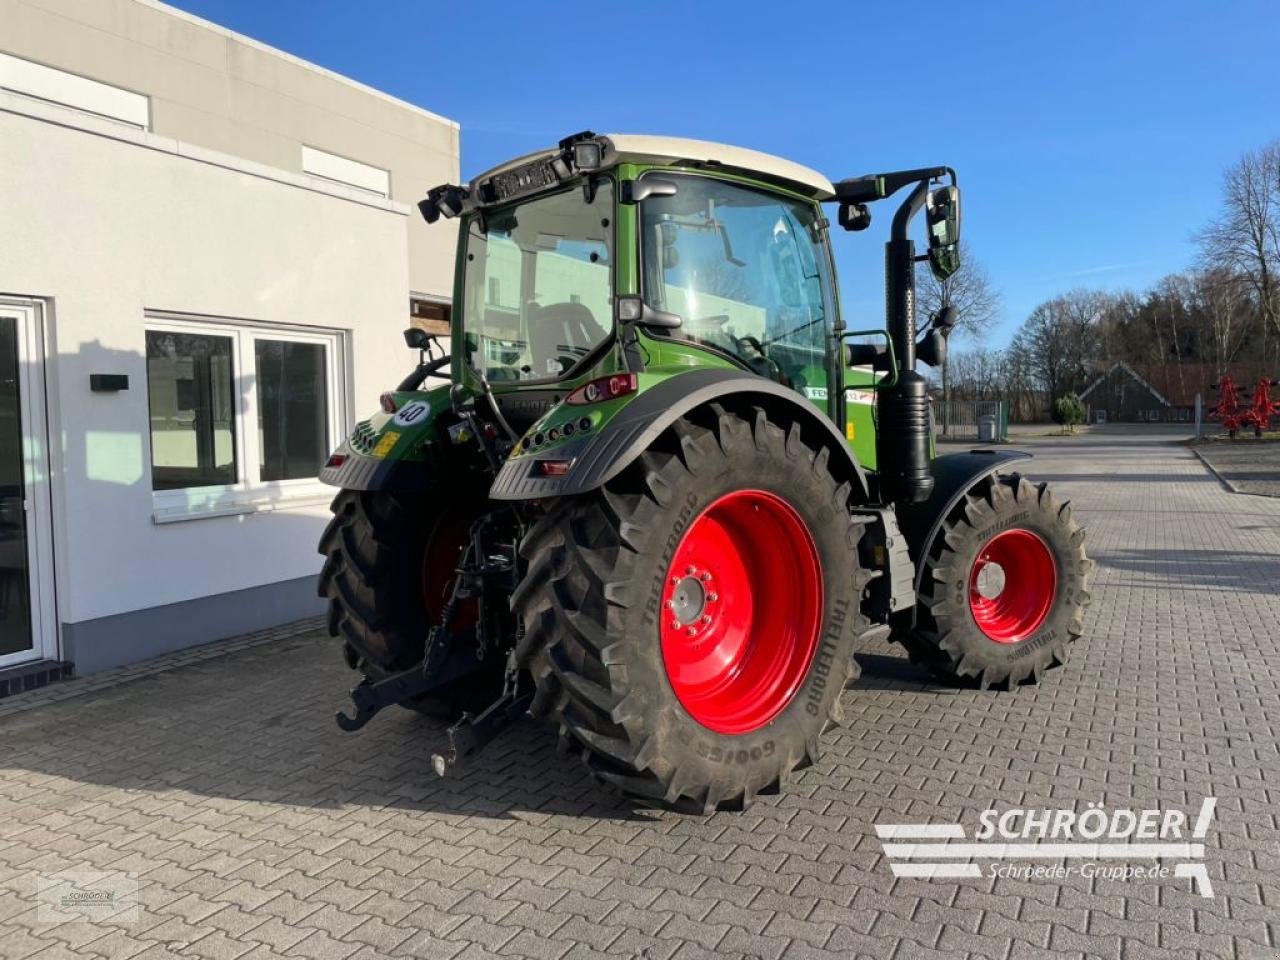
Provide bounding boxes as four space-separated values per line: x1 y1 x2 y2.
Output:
431 652 531 776
334 646 476 732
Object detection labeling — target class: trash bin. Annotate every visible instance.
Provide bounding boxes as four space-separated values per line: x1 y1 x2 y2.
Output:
978 414 998 442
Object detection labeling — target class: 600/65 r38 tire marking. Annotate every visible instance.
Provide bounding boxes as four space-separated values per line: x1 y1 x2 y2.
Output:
512 401 885 813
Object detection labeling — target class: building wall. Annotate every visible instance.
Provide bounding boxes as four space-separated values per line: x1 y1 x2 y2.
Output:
0 93 413 671
0 0 459 300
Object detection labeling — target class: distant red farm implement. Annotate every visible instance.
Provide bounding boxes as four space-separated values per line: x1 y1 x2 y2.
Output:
1209 376 1280 438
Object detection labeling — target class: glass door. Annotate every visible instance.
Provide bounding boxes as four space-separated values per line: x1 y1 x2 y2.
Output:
0 299 55 668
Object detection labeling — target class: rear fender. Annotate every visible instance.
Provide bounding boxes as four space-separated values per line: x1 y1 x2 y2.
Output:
894 448 1033 599
490 369 869 501
319 383 452 492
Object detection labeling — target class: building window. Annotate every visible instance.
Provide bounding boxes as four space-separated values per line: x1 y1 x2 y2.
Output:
488 277 501 305
145 315 347 521
0 52 150 129
300 145 389 197
255 339 329 482
146 332 237 490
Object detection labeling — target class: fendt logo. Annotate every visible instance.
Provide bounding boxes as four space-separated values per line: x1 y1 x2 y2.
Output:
875 798 1217 897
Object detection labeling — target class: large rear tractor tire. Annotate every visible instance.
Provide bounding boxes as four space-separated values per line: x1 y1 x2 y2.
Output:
901 472 1093 689
318 489 504 717
513 404 882 812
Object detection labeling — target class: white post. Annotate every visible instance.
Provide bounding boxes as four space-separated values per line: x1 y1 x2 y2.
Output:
1194 392 1202 440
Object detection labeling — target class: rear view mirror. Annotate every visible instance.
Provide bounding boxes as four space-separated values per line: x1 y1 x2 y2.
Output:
925 185 961 280
404 327 432 350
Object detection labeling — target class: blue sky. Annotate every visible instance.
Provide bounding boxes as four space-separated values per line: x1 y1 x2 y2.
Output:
172 0 1278 346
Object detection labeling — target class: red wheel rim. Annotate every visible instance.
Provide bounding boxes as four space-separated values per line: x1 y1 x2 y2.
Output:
968 529 1057 643
421 512 478 631
659 490 823 735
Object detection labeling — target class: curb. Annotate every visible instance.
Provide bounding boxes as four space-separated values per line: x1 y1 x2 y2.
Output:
1189 446 1277 497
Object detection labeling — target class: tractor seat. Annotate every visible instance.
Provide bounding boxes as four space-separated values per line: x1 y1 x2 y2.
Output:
527 302 607 376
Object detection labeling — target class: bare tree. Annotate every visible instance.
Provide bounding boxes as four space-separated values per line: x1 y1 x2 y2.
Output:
1192 267 1253 378
1016 289 1108 402
1196 140 1280 364
916 241 1003 423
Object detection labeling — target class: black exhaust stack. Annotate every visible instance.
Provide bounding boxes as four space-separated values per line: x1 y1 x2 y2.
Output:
835 167 953 505
878 179 934 504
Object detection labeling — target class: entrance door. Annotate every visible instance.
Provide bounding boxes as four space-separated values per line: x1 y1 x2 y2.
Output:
0 298 56 668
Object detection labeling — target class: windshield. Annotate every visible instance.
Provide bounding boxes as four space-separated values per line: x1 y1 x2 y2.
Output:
640 174 834 393
462 181 614 382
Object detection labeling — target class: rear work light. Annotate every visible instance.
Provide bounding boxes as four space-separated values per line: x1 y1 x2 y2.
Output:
565 373 638 406
379 392 398 413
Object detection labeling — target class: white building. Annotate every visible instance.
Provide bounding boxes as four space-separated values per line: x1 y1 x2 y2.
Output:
0 0 459 683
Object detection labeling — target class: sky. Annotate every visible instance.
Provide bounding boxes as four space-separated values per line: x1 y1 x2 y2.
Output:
170 0 1279 347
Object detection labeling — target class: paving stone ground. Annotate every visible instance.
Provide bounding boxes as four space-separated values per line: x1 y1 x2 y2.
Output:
2 427 1279 960
1194 440 1280 498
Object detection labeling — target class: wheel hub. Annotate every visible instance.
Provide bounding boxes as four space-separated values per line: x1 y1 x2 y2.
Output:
973 560 1007 600
968 529 1057 644
659 490 823 735
668 573 709 627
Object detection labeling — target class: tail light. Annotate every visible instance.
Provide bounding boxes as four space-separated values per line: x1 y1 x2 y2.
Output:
565 373 638 406
379 392 398 413
534 459 575 477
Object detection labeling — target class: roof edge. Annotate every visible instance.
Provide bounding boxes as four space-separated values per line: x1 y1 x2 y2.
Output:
138 0 459 131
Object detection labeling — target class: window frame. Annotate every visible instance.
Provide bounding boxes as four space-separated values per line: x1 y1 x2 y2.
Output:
635 169 839 376
145 312 348 523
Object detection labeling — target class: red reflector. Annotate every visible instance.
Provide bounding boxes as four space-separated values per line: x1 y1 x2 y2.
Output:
535 459 574 477
565 372 639 405
325 454 347 468
379 392 398 413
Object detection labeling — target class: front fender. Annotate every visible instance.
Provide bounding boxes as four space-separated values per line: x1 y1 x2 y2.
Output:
489 369 869 501
894 448 1033 596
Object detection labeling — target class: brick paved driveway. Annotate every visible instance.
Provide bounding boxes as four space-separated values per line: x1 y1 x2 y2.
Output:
2 428 1278 959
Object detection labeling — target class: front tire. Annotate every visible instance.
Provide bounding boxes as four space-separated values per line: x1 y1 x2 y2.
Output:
513 404 880 812
901 472 1093 689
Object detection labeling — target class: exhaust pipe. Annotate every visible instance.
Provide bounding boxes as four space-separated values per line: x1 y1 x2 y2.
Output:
877 180 935 504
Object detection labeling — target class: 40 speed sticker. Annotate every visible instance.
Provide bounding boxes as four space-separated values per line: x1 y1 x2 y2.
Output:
393 400 431 426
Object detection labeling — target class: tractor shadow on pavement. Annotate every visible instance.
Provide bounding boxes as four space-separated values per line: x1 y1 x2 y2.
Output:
1095 547 1280 596
0 631 972 823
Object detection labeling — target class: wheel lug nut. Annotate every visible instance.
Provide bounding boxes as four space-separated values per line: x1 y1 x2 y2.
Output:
664 599 674 609
701 572 712 581
670 620 681 630
707 593 718 602
686 627 697 636
686 565 696 575
701 615 711 624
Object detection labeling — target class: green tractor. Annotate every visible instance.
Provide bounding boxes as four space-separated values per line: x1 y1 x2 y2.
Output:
318 132 1092 811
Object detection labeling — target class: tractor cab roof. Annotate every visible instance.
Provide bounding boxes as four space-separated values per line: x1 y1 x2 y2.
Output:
469 134 835 203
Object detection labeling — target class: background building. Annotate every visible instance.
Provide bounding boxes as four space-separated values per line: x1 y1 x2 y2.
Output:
0 0 459 682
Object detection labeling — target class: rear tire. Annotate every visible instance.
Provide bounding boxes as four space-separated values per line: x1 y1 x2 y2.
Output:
513 404 881 812
318 489 503 717
900 472 1093 689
